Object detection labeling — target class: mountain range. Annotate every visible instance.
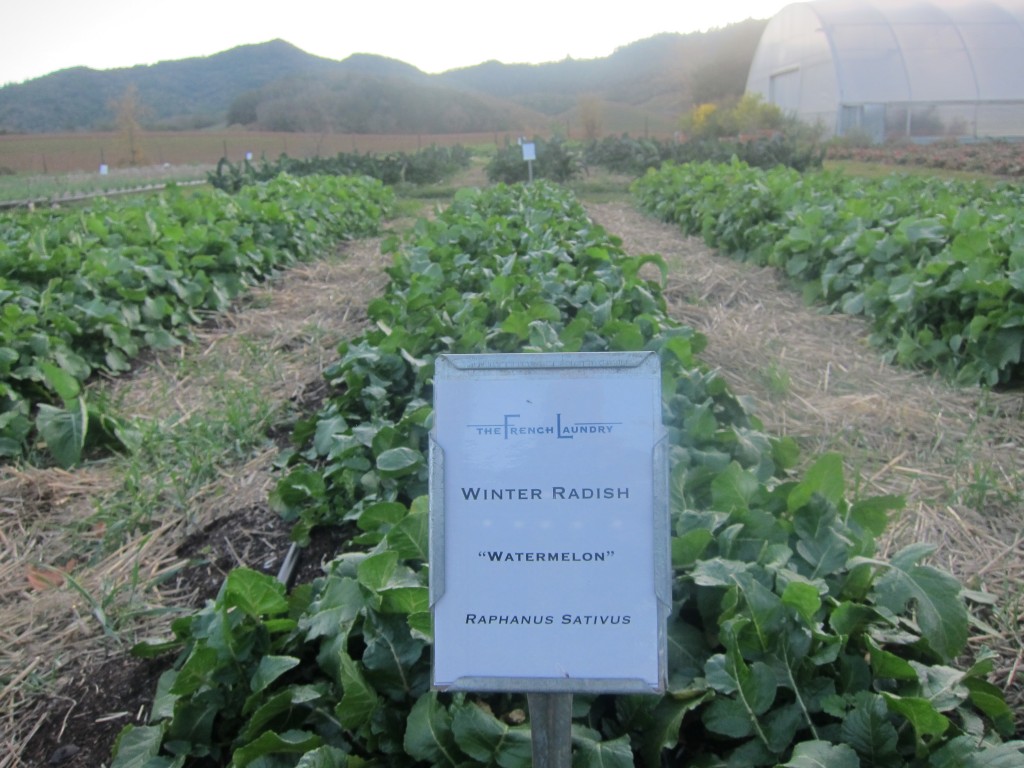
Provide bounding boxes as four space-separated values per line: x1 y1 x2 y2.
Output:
0 21 767 135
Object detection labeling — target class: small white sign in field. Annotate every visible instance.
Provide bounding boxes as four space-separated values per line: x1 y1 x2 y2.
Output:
430 352 669 693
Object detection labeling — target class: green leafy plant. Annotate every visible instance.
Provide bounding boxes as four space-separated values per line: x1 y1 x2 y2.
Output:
209 145 471 192
633 160 1024 387
114 182 1020 767
0 174 393 464
582 127 824 178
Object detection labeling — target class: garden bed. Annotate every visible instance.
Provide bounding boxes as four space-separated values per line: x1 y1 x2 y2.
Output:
3 184 1021 767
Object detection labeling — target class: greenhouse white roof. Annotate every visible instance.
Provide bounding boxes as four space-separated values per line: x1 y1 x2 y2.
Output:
748 0 1024 105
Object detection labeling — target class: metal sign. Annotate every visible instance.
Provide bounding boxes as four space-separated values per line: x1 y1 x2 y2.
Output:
430 352 669 693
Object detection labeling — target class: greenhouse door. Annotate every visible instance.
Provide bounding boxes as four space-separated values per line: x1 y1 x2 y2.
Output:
769 68 801 113
839 103 885 143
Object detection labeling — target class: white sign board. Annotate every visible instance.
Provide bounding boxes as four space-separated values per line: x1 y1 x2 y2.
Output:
521 141 537 162
430 352 669 693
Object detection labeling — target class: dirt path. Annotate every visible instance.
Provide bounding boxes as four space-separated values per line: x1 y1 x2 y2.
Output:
588 200 1024 716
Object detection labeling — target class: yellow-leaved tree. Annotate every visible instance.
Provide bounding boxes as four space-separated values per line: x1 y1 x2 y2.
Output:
112 84 147 166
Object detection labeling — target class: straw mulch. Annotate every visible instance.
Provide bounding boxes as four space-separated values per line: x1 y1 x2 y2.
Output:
588 201 1024 726
0 236 390 767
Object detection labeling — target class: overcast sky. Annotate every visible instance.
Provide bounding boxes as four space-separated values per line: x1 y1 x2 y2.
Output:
1 0 791 86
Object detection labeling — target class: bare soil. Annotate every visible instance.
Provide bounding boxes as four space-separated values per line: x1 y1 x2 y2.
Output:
4 194 1022 767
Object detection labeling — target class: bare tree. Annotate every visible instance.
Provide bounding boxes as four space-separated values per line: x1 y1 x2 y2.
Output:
112 84 147 166
578 96 603 141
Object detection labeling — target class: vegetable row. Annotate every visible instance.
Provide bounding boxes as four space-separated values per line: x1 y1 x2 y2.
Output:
115 181 1018 767
0 175 393 465
209 145 472 192
632 160 1024 387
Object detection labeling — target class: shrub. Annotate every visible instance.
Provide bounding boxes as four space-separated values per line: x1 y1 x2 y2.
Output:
485 137 582 184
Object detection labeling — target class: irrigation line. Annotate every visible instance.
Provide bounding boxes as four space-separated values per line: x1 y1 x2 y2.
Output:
276 542 301 588
0 179 208 210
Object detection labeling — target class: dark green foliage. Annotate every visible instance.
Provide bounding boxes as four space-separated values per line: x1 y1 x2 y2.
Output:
0 175 392 464
0 40 341 133
584 135 667 174
633 160 1024 386
485 137 582 183
674 133 825 173
584 133 825 177
209 146 471 192
116 182 1018 768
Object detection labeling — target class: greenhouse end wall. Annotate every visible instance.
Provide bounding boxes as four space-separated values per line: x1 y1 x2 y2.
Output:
746 0 1024 141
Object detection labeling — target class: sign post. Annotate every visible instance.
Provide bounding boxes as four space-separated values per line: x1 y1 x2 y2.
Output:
430 352 669 763
521 141 536 182
526 692 573 767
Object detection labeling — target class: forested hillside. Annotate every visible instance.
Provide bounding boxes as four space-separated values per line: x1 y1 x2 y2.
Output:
0 20 766 135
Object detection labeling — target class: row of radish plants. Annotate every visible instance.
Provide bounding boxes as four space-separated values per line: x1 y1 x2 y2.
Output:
113 181 1020 767
0 175 393 466
633 160 1024 388
209 145 472 193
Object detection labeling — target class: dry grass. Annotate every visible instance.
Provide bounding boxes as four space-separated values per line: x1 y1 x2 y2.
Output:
588 201 1024 724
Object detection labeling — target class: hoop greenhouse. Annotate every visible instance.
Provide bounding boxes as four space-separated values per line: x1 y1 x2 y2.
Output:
746 0 1024 141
